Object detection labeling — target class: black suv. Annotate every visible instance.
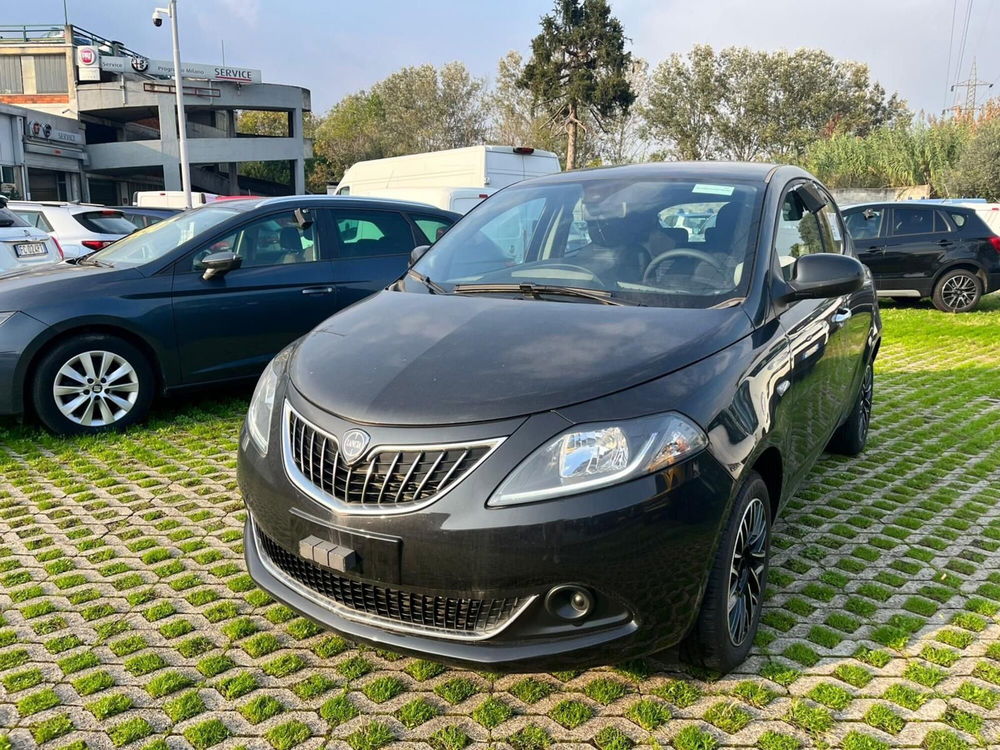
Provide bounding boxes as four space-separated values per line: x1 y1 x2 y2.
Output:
842 202 1000 312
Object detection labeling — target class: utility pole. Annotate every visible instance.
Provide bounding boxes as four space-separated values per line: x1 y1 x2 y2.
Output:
168 0 192 209
948 58 994 117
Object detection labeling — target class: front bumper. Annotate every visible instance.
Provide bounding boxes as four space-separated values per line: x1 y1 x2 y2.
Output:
239 391 737 671
0 311 48 416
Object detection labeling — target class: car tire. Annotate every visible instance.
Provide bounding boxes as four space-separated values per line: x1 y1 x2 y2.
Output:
682 471 771 674
827 362 873 456
932 269 981 313
32 334 154 436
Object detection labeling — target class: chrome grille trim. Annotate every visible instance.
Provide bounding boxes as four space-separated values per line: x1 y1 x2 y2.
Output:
281 401 505 516
251 519 535 641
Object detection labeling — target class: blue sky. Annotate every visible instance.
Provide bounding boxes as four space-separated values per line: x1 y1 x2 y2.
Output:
4 1 992 118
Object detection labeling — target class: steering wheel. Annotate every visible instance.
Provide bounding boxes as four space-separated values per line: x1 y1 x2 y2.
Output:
643 249 726 285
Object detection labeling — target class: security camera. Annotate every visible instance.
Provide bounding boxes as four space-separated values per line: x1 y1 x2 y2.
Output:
152 8 168 27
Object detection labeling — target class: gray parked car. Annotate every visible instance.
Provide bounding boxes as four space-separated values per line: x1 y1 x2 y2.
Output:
0 197 62 270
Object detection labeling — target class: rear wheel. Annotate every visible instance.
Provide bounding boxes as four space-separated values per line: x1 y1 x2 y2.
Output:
32 335 154 435
683 472 770 674
828 363 873 456
932 269 981 312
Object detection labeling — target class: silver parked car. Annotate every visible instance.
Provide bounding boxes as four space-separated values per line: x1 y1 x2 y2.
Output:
0 197 63 270
8 201 137 258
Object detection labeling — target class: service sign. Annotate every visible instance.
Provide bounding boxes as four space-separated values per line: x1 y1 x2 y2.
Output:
24 119 85 146
99 55 262 84
76 45 101 81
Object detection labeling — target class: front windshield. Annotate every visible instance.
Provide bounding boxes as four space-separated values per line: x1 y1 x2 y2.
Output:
410 176 763 308
91 206 244 267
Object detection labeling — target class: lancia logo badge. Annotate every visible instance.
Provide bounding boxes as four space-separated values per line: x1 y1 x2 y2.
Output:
341 429 370 464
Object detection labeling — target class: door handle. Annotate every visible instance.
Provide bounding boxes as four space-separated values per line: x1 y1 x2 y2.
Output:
937 239 953 247
831 307 852 325
302 286 334 295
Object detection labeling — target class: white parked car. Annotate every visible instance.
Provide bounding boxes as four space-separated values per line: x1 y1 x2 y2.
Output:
0 198 63 271
8 201 137 258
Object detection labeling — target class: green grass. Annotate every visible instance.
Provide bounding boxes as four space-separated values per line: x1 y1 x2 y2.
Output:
429 725 470 750
395 697 438 728
264 720 311 750
346 721 395 750
549 699 593 729
673 725 718 750
1 298 1000 748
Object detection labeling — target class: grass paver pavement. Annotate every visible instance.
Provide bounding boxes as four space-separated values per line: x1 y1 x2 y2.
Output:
1 295 999 748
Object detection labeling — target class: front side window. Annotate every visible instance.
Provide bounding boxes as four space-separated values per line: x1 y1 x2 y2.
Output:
332 210 414 258
774 189 825 280
844 208 883 241
818 199 843 254
892 207 945 236
410 178 763 308
91 205 243 267
190 211 321 270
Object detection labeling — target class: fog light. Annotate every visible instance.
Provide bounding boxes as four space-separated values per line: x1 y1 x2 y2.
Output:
545 585 594 621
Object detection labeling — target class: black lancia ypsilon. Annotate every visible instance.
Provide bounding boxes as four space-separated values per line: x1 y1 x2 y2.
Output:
239 162 881 673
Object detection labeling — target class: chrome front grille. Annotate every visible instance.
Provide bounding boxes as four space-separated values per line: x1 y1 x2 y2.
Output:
257 529 527 637
283 404 501 513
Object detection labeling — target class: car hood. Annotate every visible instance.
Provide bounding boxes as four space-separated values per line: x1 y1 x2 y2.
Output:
0 261 136 306
289 290 753 425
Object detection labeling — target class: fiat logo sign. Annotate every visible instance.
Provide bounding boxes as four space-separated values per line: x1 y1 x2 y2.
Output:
79 48 96 65
341 430 370 465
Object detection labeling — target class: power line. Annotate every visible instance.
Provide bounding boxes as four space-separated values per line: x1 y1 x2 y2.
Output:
943 0 958 113
952 0 975 109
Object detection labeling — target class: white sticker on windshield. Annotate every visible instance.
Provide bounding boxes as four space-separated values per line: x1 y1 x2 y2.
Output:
693 183 735 196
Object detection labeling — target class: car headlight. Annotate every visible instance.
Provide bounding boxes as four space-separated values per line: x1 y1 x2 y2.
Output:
0 312 15 327
489 412 708 506
246 348 291 454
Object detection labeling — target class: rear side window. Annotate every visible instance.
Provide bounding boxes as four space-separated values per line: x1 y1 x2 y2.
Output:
332 210 414 258
892 207 947 236
413 215 453 244
11 209 53 231
0 207 30 228
845 208 883 240
74 211 138 235
950 212 967 228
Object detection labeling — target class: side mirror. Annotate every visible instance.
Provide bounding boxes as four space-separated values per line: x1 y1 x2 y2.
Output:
201 251 242 280
778 253 865 302
410 245 430 266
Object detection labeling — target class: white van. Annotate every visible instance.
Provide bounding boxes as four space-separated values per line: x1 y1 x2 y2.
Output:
133 191 219 209
332 146 561 213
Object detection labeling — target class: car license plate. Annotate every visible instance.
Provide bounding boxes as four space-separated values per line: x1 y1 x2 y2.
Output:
14 243 46 257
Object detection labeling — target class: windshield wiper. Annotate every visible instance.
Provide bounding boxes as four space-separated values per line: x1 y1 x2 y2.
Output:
71 255 113 268
452 282 641 306
406 269 448 295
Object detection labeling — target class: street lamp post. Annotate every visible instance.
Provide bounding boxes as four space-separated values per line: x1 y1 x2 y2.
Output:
155 1 192 209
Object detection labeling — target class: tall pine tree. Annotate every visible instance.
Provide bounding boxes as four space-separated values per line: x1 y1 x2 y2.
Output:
518 0 635 169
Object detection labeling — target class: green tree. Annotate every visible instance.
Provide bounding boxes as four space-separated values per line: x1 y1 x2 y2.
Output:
518 0 635 169
489 51 565 160
312 62 488 185
644 45 909 161
940 117 1000 200
236 110 321 192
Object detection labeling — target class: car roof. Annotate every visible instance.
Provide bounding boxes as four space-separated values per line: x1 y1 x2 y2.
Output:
843 201 977 213
8 201 123 215
249 195 458 215
520 161 792 187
